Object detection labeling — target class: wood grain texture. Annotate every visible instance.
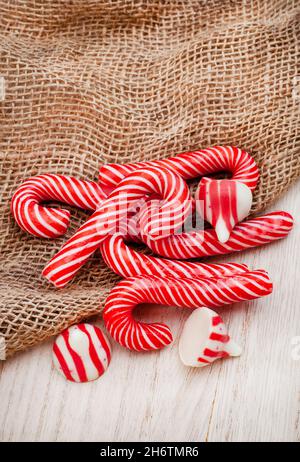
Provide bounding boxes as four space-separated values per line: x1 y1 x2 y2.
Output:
0 182 299 442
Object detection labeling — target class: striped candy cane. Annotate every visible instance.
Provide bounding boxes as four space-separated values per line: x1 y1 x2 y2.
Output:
179 308 242 367
53 323 111 383
99 146 258 242
100 233 249 279
11 174 106 238
103 270 273 351
140 212 294 259
99 146 259 192
43 166 192 287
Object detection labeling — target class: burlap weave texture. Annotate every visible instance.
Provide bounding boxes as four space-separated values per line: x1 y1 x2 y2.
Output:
0 0 299 358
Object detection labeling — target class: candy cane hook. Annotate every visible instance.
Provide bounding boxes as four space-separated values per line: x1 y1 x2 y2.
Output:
43 166 192 287
103 270 273 351
11 174 106 238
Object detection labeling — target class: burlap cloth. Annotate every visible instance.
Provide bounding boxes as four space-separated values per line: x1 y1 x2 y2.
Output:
0 1 299 359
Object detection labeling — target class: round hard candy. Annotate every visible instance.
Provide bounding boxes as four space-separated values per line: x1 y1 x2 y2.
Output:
53 323 111 382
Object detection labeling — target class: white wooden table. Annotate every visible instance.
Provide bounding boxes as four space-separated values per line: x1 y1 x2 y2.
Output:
1 183 299 442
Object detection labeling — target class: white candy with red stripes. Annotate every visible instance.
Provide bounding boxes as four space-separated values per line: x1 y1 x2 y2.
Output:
179 308 242 368
11 174 106 238
43 166 191 287
52 323 111 383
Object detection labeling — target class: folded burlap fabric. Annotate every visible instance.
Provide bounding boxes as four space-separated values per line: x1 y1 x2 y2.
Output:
0 0 299 359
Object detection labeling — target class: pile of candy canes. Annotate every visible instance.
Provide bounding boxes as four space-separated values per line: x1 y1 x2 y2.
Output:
11 146 294 383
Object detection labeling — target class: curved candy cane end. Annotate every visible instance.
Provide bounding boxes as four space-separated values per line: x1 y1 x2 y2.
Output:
133 323 173 352
103 303 173 352
45 207 71 238
179 307 242 368
278 211 294 224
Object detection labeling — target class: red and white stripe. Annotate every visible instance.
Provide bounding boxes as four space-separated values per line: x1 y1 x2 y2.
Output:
100 233 249 279
11 174 106 238
103 270 273 351
99 145 259 192
43 166 191 287
52 323 111 383
99 146 259 241
195 177 253 243
179 307 242 367
140 212 294 259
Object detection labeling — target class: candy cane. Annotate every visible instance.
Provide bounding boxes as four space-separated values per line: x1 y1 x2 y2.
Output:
140 212 294 260
99 146 259 242
11 174 106 238
100 233 249 279
179 308 242 367
103 270 273 351
43 166 192 287
99 146 259 192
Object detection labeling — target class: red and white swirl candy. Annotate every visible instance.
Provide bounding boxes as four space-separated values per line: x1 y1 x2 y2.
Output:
52 323 111 382
195 177 253 243
179 308 242 367
99 146 259 241
103 270 273 352
100 233 249 279
11 174 106 238
140 212 294 260
43 166 191 287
